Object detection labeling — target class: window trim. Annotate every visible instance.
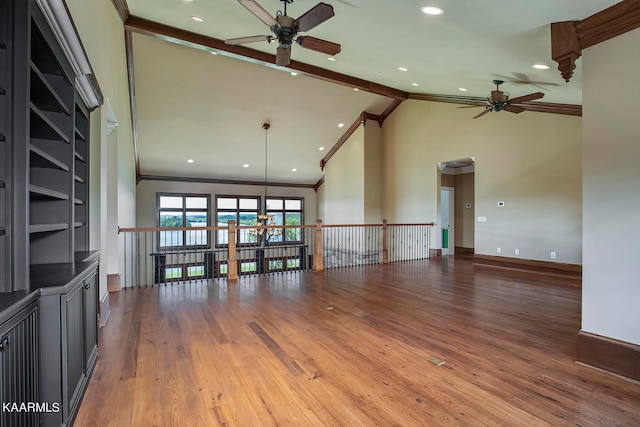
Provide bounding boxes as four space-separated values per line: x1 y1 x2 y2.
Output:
157 192 211 251
265 196 305 245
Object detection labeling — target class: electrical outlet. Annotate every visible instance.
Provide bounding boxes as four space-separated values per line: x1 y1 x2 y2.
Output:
550 251 557 259
497 247 501 254
477 216 487 223
515 249 520 255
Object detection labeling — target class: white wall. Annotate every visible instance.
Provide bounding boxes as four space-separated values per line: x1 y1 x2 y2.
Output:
381 100 582 264
581 28 640 345
66 0 136 299
322 125 365 224
364 122 383 224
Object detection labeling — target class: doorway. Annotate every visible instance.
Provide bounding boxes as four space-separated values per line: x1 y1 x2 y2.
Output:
441 186 454 256
438 158 475 257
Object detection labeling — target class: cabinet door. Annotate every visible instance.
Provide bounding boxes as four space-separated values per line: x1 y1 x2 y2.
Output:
83 269 98 370
62 283 85 423
0 303 40 427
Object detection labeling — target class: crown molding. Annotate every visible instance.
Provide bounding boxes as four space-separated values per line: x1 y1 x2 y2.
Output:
110 0 130 22
36 0 103 109
139 175 316 189
551 0 640 82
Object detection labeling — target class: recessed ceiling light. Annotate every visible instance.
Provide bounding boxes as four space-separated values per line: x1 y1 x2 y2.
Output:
354 88 359 91
187 159 194 163
372 71 383 75
191 16 204 22
291 72 298 76
328 57 336 61
533 64 551 70
459 87 468 92
398 67 409 72
319 146 325 151
421 6 444 15
243 164 249 168
291 168 297 172
210 51 218 55
338 123 344 128
411 82 419 87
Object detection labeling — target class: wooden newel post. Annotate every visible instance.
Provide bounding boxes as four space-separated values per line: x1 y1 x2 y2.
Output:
381 219 389 264
313 220 324 272
227 220 238 280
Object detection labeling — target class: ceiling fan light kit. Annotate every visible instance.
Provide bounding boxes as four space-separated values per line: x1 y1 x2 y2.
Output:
462 80 545 119
226 0 341 67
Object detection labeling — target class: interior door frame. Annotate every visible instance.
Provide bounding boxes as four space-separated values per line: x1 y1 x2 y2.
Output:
441 186 454 256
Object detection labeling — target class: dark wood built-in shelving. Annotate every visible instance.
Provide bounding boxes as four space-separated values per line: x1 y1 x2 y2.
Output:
29 184 70 200
30 103 71 143
30 63 71 115
29 223 69 233
30 144 70 171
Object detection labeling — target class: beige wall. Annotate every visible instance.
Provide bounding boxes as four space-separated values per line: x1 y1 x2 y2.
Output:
136 180 317 227
322 125 365 224
454 173 475 248
66 0 136 298
381 100 582 264
582 28 640 345
364 122 383 223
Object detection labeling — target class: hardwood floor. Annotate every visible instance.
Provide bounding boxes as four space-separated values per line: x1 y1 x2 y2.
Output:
74 257 640 426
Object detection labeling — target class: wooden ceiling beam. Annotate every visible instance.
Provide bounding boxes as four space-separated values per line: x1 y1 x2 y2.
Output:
123 16 408 101
551 0 640 83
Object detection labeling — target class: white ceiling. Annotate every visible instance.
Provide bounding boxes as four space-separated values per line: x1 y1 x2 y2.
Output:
126 0 620 185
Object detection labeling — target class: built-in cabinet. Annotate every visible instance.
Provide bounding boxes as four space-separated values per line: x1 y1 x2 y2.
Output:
0 302 40 427
1 0 12 293
0 0 102 425
39 264 98 427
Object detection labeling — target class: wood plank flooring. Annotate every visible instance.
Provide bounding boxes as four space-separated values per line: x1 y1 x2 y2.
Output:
74 257 640 426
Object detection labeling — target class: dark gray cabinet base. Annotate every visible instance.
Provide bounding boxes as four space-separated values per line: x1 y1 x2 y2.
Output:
38 262 98 427
0 302 40 427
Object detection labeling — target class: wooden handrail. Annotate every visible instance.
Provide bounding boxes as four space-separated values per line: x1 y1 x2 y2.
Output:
118 222 435 234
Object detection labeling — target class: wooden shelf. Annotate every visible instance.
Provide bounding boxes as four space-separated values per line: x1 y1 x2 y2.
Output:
30 144 70 171
29 184 70 200
29 223 69 233
74 127 86 142
30 63 71 115
30 103 70 143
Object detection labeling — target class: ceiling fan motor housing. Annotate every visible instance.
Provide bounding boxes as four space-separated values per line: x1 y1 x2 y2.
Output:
275 15 296 47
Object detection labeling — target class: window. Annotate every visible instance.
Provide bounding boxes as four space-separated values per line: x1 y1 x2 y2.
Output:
157 193 210 249
215 196 260 246
214 196 304 247
265 197 304 244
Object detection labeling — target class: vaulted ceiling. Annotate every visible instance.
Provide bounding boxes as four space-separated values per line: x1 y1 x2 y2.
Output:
120 0 621 186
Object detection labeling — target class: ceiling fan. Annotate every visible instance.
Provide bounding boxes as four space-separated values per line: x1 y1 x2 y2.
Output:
461 80 545 119
225 0 341 67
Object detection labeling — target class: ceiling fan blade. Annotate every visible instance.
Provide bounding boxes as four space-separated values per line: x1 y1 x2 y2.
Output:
473 109 491 119
509 92 544 104
238 0 279 28
504 105 526 114
457 105 484 109
276 45 291 66
224 35 270 45
298 36 341 55
294 2 335 32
